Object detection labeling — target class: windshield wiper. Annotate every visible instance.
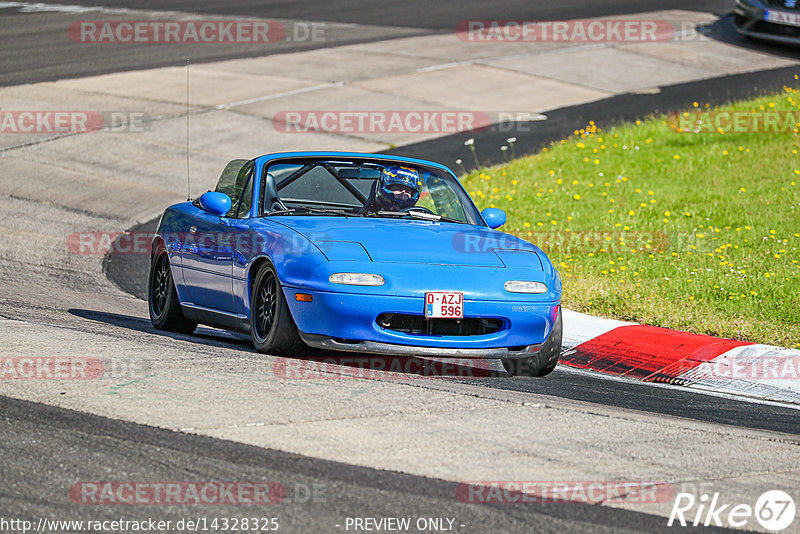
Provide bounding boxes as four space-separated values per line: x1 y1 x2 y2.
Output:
265 207 361 217
375 210 464 224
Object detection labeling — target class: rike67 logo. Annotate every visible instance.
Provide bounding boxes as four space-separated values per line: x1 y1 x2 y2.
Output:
668 490 796 531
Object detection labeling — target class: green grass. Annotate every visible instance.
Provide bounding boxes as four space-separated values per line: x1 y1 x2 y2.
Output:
462 82 800 348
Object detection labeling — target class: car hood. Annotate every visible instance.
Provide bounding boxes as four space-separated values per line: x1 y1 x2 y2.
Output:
272 216 544 269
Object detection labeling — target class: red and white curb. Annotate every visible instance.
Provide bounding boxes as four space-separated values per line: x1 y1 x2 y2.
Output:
561 310 800 405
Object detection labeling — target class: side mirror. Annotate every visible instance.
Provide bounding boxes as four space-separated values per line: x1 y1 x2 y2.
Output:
481 208 507 229
198 191 231 217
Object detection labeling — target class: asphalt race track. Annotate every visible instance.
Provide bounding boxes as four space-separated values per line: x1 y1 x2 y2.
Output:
0 0 739 85
3 394 747 534
2 2 800 533
18 0 737 28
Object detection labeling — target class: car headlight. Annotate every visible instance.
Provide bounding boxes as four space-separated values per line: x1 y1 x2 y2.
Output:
504 280 548 294
329 273 385 286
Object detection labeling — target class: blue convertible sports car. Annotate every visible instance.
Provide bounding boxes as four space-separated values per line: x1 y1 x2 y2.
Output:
148 152 563 376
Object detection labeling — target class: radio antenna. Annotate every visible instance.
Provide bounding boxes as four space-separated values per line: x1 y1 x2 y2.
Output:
185 58 192 201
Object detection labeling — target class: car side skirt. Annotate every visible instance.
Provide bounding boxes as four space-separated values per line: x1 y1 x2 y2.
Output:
181 303 250 333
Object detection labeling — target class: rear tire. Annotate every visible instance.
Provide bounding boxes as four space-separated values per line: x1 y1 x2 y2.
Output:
502 311 562 377
148 246 197 334
250 262 305 355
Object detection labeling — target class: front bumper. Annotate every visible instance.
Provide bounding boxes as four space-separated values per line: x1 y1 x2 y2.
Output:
299 332 543 359
285 287 559 356
734 0 800 45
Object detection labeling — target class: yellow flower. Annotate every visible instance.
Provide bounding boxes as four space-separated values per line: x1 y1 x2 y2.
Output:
673 155 680 160
664 211 671 217
739 187 746 192
628 210 635 216
573 194 581 200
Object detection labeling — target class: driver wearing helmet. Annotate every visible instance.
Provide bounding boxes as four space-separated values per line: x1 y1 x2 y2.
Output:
361 165 423 214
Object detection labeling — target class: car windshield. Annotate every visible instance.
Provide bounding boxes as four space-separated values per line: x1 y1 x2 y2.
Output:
263 159 481 225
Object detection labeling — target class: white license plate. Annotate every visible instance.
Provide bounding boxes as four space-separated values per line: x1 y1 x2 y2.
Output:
425 292 464 319
766 9 800 27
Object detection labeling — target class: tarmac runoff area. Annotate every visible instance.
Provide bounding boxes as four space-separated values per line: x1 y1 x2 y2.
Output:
0 9 799 527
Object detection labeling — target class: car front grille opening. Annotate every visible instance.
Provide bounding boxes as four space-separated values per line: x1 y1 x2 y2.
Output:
376 313 504 336
751 20 800 37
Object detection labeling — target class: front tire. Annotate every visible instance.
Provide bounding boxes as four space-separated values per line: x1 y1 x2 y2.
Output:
250 262 305 355
503 310 562 377
148 246 197 334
